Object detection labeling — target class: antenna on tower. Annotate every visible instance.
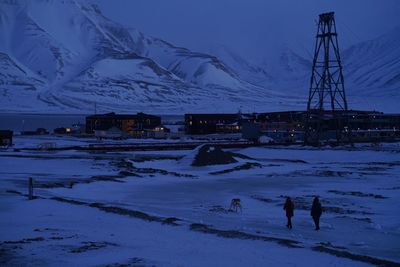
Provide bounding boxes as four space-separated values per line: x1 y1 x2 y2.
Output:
304 12 352 146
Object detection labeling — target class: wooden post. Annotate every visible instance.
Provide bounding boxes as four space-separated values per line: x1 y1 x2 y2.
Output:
28 177 34 200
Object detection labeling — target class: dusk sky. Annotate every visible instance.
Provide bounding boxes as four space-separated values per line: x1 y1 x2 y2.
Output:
94 0 400 62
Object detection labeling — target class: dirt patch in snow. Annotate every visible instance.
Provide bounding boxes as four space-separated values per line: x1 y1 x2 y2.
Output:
98 257 151 267
5 189 43 200
0 236 47 266
323 206 373 215
118 160 196 178
190 223 302 248
208 205 235 214
312 245 400 267
130 155 183 163
50 197 182 226
131 167 196 178
209 162 263 175
70 241 118 253
191 145 238 167
266 169 380 179
357 166 390 172
251 195 279 204
2 237 45 245
335 216 373 224
328 190 387 199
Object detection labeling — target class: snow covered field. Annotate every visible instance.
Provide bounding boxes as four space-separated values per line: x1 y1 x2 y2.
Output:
1 136 400 266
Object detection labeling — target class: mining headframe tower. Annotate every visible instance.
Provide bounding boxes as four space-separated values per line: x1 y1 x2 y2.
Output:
304 12 352 146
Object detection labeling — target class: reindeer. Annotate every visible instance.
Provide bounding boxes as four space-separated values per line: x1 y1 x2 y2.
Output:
229 198 242 213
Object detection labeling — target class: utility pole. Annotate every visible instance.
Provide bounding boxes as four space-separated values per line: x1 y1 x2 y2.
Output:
28 177 34 200
304 12 351 146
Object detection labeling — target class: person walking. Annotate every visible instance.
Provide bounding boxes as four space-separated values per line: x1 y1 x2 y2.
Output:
311 197 323 230
283 197 294 229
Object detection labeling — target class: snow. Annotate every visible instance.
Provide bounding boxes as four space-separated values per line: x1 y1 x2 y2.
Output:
1 137 400 266
0 197 370 267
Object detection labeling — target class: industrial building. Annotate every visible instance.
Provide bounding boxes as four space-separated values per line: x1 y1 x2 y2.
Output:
86 112 161 137
242 110 400 143
184 113 256 135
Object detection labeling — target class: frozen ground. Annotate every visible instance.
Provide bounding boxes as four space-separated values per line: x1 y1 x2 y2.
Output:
1 136 400 266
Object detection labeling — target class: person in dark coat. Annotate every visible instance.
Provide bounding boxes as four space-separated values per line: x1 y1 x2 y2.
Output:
283 197 294 229
311 197 323 230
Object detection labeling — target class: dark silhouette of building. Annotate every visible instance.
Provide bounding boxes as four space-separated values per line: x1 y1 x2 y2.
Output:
257 111 305 131
0 130 13 146
86 112 161 136
242 110 400 143
36 128 49 135
21 128 49 136
54 127 72 135
185 113 255 135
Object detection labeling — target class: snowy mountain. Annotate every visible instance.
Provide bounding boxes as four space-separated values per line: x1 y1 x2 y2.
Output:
208 30 400 112
0 52 47 110
205 45 273 86
0 0 290 113
343 26 400 96
0 0 398 113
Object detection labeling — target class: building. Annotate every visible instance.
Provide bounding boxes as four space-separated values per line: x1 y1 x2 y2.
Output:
242 110 400 143
0 130 13 146
86 112 161 136
241 111 305 143
305 110 400 142
257 111 305 131
345 111 400 142
185 113 255 135
54 127 72 135
146 126 171 139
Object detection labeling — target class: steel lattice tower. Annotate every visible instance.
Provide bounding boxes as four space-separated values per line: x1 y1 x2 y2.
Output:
304 12 351 145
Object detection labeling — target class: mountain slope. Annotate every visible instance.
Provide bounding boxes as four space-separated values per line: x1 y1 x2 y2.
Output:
209 31 400 112
343 26 400 96
0 52 48 110
0 0 398 113
0 0 293 113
